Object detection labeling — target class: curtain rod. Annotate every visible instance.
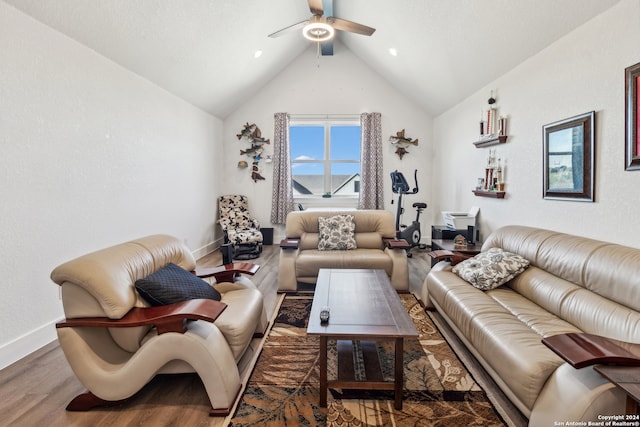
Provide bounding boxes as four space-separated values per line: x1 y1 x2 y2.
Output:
289 113 361 121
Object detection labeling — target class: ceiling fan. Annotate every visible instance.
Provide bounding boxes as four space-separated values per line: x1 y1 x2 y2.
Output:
268 0 375 51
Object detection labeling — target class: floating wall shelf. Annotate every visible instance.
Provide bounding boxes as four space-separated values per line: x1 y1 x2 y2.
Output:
473 190 506 199
473 135 508 148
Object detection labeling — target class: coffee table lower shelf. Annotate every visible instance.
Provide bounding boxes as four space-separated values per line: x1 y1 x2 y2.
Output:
320 337 405 410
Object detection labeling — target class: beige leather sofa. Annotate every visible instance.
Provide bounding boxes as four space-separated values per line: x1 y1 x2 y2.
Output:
51 234 268 415
424 225 640 425
278 209 409 291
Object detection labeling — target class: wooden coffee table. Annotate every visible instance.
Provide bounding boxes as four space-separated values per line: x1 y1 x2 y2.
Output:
307 269 419 409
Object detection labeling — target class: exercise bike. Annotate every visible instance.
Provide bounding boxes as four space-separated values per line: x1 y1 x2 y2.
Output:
390 169 428 257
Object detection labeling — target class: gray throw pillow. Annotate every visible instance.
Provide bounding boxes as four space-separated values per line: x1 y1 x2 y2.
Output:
135 263 221 306
452 247 530 290
317 214 357 251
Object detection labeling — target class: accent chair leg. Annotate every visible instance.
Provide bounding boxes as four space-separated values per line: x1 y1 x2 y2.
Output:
66 391 128 411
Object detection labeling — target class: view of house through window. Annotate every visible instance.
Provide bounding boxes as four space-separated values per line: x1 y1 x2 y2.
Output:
290 116 361 198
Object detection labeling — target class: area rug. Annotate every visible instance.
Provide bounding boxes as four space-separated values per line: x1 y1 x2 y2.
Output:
229 294 506 426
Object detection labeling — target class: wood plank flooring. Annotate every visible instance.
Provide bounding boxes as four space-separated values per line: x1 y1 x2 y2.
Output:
0 245 471 427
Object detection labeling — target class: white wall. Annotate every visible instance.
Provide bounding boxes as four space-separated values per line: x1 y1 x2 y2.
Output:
222 42 434 240
433 0 640 247
0 3 223 368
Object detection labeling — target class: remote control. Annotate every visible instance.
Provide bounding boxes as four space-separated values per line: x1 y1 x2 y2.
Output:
320 306 330 323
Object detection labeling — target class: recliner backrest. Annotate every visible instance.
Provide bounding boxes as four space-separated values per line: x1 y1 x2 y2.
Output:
285 210 396 250
482 225 640 341
218 195 257 230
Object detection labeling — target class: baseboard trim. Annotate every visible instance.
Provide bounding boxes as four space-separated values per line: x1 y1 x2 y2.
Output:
0 319 59 371
192 239 220 260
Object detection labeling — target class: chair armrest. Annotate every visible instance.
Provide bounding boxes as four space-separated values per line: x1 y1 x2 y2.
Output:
194 262 260 283
383 238 410 249
56 299 227 335
280 239 299 249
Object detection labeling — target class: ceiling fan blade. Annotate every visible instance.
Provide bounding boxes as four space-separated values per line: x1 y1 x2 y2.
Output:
327 17 376 36
268 20 309 38
308 0 324 16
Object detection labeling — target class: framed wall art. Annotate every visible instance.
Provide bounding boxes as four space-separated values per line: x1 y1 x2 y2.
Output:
625 61 640 171
543 111 595 202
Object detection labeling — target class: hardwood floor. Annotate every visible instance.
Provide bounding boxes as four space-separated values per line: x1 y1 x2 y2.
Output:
0 245 433 427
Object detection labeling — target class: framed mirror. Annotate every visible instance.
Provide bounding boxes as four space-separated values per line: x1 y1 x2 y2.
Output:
543 111 595 201
625 62 640 171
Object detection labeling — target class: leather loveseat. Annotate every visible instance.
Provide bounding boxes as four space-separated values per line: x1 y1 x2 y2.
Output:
423 225 640 425
51 234 268 415
278 209 409 292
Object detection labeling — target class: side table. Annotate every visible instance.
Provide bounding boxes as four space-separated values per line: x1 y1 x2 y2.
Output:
429 239 481 266
594 365 640 415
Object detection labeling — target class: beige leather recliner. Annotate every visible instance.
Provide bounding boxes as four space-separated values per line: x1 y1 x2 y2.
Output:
51 234 268 416
278 210 409 291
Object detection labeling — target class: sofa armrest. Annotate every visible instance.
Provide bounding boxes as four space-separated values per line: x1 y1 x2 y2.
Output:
542 333 640 369
280 239 299 249
194 262 260 283
427 249 474 266
383 238 410 249
56 299 227 335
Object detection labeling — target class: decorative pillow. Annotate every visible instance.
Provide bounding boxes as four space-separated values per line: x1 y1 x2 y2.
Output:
317 214 357 251
135 263 221 306
452 247 530 290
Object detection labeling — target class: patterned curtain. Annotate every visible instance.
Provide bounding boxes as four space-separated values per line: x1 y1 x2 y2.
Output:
271 112 295 224
358 112 384 209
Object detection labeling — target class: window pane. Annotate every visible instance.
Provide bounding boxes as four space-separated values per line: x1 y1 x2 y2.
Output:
330 126 361 160
331 163 360 195
292 162 323 195
290 126 324 160
289 120 361 196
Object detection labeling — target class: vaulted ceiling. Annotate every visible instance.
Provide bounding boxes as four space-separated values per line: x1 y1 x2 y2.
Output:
5 0 620 118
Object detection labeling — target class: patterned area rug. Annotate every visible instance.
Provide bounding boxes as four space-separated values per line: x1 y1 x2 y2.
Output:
230 294 506 426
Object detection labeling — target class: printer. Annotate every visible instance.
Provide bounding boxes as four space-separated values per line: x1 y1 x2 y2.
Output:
441 206 479 230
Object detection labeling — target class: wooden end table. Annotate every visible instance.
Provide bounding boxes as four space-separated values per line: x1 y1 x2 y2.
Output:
307 269 419 410
594 365 640 415
429 239 482 266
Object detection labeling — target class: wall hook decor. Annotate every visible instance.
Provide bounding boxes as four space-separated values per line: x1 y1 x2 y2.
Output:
389 129 418 159
237 122 270 182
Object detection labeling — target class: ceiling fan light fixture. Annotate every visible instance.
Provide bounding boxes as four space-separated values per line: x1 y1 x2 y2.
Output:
303 22 335 42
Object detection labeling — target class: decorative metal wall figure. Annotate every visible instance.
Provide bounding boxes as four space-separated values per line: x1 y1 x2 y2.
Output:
389 129 418 159
237 122 270 182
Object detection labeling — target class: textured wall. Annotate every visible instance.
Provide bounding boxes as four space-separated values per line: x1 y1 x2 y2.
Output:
0 3 222 367
223 42 435 240
432 0 640 247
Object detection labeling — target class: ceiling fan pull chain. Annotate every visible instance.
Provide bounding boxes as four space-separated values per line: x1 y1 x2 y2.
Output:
316 40 320 68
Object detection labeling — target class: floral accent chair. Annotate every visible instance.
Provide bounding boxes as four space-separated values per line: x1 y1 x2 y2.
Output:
218 195 263 259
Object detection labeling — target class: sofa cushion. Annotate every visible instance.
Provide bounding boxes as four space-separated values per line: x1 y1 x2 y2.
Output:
135 263 221 306
318 214 357 250
452 247 529 290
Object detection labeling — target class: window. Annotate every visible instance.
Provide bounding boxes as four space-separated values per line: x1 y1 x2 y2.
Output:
289 116 361 198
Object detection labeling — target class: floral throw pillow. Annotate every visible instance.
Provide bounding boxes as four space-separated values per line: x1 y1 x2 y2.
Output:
452 247 530 290
317 215 357 251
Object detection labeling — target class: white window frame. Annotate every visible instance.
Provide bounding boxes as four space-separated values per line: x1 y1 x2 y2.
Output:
289 114 361 209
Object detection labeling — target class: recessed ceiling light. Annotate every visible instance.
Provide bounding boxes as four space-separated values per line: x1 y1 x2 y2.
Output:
389 48 398 57
254 50 263 59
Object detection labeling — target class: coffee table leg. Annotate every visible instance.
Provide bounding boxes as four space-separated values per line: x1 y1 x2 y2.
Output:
320 336 328 407
394 337 404 410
